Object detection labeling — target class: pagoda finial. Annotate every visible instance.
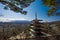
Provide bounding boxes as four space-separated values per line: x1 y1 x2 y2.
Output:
35 12 37 20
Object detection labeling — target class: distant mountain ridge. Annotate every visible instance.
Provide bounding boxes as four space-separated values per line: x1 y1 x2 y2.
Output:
46 21 60 24
0 20 31 24
42 21 60 24
0 20 60 24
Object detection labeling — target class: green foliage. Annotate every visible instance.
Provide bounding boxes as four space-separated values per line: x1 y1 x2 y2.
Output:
42 0 60 16
42 0 56 6
0 0 60 16
0 0 35 14
48 7 57 16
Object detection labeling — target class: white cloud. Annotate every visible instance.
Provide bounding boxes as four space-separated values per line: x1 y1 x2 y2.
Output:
0 17 28 22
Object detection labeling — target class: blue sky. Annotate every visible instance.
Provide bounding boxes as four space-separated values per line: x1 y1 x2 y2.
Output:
0 0 60 22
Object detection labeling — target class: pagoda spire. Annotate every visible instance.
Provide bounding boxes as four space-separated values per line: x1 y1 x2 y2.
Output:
35 12 37 20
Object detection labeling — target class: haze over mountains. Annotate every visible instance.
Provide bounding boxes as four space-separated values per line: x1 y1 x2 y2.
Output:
0 17 31 24
0 18 59 23
0 20 31 24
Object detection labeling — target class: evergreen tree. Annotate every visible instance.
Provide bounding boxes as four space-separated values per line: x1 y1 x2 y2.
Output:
42 0 60 16
0 0 34 14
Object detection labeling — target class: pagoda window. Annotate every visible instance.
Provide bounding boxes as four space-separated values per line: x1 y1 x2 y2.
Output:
35 26 40 28
35 32 44 36
35 29 41 31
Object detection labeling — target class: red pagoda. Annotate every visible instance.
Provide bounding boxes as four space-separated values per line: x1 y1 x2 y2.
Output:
29 13 46 40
